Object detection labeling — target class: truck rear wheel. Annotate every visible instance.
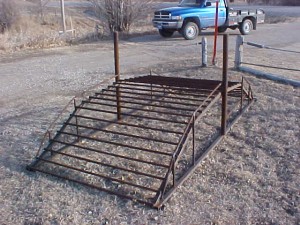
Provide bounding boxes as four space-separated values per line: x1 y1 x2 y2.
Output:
182 22 199 40
159 29 174 38
239 19 253 35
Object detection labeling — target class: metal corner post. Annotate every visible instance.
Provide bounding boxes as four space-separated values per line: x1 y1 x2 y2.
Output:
221 34 228 135
114 31 121 120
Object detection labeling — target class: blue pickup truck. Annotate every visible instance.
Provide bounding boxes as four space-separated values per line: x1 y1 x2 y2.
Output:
152 0 265 40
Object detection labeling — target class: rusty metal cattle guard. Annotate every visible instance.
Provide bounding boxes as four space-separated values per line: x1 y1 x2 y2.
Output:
27 35 255 208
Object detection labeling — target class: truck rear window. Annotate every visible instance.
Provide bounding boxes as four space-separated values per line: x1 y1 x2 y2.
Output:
179 0 204 6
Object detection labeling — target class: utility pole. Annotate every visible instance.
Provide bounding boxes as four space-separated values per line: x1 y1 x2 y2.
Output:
60 0 66 33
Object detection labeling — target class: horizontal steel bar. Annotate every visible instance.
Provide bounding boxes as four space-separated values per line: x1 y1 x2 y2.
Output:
65 122 178 145
75 115 183 135
124 76 223 88
98 90 204 105
93 92 201 108
82 100 191 118
49 139 170 168
58 131 173 156
31 167 154 206
76 106 188 124
116 81 216 94
39 158 158 192
242 62 300 72
42 148 165 180
89 95 195 112
109 85 211 98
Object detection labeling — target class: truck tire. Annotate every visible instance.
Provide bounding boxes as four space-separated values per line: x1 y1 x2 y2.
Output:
239 19 253 35
159 29 174 38
182 22 199 40
217 26 227 33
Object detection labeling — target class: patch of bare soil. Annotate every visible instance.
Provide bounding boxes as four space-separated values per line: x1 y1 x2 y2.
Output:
0 57 299 224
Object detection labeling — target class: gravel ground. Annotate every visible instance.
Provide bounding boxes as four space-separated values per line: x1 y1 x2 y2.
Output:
0 55 299 224
242 42 300 82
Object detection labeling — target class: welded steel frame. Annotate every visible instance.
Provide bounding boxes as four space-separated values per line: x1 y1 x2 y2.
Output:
27 74 254 208
27 34 255 209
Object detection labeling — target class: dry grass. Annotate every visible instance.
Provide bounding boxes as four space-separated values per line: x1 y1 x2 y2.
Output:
0 57 299 224
242 42 300 81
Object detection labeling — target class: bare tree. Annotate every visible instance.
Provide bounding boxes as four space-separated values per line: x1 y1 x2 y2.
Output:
39 0 50 24
0 0 20 32
90 0 152 33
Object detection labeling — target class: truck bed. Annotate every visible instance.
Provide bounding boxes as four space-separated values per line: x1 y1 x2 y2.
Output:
227 8 265 27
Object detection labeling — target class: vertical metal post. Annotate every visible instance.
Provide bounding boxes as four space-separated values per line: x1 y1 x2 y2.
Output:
240 77 244 111
202 37 207 67
235 35 244 69
192 114 195 165
150 70 153 99
73 99 80 140
172 161 175 186
60 0 66 33
248 85 251 103
114 32 120 81
221 34 228 136
114 32 121 120
212 0 219 65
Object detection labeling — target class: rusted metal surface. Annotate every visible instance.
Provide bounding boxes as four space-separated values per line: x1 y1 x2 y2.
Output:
27 73 254 208
27 30 255 209
114 31 121 120
221 34 229 136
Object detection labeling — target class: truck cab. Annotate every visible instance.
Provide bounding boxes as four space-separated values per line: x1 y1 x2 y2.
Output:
153 0 265 40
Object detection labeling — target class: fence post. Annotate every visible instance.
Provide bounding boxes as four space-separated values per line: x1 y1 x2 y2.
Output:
235 35 244 69
202 37 207 67
221 34 229 136
114 31 121 121
60 0 66 33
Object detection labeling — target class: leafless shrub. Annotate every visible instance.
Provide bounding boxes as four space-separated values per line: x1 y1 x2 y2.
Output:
90 0 152 33
38 0 50 24
0 0 20 32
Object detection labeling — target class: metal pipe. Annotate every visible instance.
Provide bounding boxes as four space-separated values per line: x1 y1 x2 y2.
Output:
221 34 229 136
31 167 153 206
105 88 208 102
115 81 217 94
212 0 219 65
241 77 244 111
114 31 121 120
43 149 164 180
192 114 195 165
89 95 196 112
82 100 191 118
49 139 170 168
76 106 188 124
98 90 204 107
60 0 66 33
39 158 158 192
114 32 120 81
110 85 212 98
57 130 173 156
74 115 183 135
202 37 208 67
65 122 178 145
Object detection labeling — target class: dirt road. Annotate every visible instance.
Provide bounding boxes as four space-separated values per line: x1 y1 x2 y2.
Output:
1 17 299 113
